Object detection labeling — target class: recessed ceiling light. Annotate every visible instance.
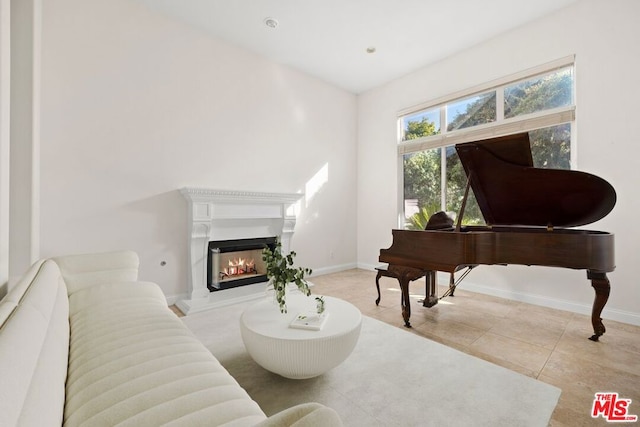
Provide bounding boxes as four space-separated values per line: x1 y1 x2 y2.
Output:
264 17 279 29
366 47 376 54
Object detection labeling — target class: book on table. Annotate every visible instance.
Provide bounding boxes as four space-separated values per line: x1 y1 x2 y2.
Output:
289 312 329 331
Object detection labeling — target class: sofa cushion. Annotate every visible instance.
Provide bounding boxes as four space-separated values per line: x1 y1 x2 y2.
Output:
67 280 167 317
0 260 70 427
64 281 267 427
54 250 140 295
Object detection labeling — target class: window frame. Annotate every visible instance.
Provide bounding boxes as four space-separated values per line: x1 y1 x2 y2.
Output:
397 56 576 227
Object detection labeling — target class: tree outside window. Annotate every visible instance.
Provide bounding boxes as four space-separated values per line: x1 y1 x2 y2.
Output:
401 66 573 229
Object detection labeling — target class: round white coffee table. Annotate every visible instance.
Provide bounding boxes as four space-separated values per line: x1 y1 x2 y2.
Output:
240 293 361 379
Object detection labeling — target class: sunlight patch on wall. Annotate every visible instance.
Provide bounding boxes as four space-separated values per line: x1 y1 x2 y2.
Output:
305 163 329 208
286 198 302 218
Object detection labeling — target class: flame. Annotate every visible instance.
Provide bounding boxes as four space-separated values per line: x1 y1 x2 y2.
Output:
224 257 255 276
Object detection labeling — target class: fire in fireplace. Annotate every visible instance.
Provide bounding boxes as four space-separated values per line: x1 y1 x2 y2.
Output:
207 237 277 291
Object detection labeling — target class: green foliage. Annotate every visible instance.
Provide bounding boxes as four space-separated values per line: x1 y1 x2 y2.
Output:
447 93 496 132
505 72 572 118
403 150 441 208
445 146 483 224
404 117 438 140
403 70 572 226
407 204 438 230
407 207 430 230
529 124 571 169
506 71 572 170
262 239 312 313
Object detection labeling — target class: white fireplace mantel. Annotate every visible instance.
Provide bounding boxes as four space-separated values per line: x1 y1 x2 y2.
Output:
177 188 304 315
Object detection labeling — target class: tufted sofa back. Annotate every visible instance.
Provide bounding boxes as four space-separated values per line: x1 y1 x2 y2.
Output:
0 259 70 427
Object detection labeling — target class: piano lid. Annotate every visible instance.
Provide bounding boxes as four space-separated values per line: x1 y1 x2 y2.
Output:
455 133 617 228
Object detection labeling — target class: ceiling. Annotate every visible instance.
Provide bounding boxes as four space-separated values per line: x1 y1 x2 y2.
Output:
137 0 580 94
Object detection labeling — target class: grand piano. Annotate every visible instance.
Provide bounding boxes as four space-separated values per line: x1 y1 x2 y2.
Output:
378 132 616 341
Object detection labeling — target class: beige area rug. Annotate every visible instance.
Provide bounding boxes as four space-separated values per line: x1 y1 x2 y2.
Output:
183 301 561 427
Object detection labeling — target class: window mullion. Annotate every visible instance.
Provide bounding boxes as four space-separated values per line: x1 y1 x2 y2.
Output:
440 148 447 211
496 88 505 121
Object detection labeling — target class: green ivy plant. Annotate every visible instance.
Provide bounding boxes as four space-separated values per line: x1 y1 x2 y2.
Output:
262 239 312 313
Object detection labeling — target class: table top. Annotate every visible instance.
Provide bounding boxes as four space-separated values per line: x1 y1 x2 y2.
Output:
240 293 361 340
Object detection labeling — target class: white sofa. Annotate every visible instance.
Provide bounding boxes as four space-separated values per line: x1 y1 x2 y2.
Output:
0 251 342 427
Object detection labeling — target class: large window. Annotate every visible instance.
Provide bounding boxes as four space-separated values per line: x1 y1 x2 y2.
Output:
399 57 575 229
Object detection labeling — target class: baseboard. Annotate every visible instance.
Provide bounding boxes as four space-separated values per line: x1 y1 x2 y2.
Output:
356 262 381 271
165 293 188 307
168 263 639 327
310 262 358 277
357 264 640 327
459 279 640 327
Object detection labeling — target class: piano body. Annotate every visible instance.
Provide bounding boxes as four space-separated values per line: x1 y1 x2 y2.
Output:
378 133 616 341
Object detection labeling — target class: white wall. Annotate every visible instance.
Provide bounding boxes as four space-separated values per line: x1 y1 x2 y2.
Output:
357 0 640 325
27 0 640 325
39 0 357 301
9 0 41 286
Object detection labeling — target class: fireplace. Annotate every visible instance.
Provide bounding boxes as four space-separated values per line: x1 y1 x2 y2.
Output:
177 188 304 315
208 237 277 290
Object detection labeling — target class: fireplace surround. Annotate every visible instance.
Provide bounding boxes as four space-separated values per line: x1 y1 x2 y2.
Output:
177 188 303 315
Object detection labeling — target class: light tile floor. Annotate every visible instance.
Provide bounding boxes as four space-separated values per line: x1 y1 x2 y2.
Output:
309 269 640 427
172 269 640 426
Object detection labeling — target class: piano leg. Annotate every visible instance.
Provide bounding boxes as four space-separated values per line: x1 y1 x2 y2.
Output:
374 267 399 306
422 271 439 307
448 273 456 297
374 269 384 305
587 271 610 342
387 265 427 328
